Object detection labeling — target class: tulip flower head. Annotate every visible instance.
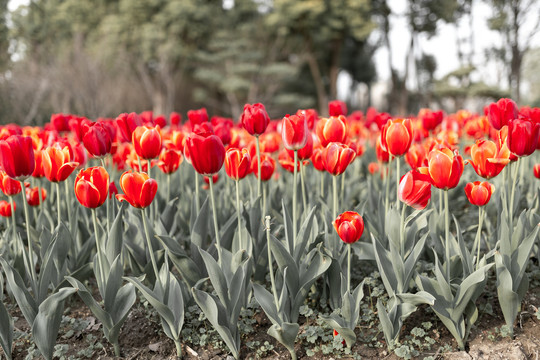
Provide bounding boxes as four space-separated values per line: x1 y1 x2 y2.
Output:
323 142 356 176
225 148 251 181
281 113 308 151
465 181 495 207
333 211 364 244
241 103 270 136
74 166 110 208
157 148 183 174
534 164 540 179
399 170 432 210
425 147 464 190
328 100 348 117
26 186 47 206
132 125 162 160
381 118 413 157
250 153 275 181
467 139 509 179
0 200 14 217
506 118 540 157
487 98 518 130
116 112 143 143
42 144 79 182
83 122 113 158
116 171 158 209
0 135 36 181
185 132 225 176
0 171 22 196
316 115 348 147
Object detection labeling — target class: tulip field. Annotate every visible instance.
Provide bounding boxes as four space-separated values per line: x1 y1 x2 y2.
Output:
1 99 540 359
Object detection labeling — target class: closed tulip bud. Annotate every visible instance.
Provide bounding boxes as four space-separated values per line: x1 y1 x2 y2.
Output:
0 171 22 196
116 112 143 143
116 170 157 209
381 118 414 157
185 133 225 176
323 142 356 176
74 166 109 208
328 100 348 117
465 181 495 207
281 113 308 150
298 109 318 130
187 108 209 126
506 118 540 157
426 147 464 190
132 125 162 160
157 148 183 174
418 109 443 131
375 136 390 163
26 186 47 206
333 211 364 244
0 135 35 181
0 200 14 217
250 153 275 181
311 146 325 172
399 170 432 210
487 98 518 130
225 148 251 181
204 174 219 185
316 116 348 147
83 122 112 158
170 112 181 127
534 164 540 179
241 103 270 136
109 181 118 199
467 139 509 179
42 145 79 182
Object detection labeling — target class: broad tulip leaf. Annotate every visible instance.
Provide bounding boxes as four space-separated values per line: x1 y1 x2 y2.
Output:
0 297 13 360
268 322 299 357
199 248 230 309
0 257 38 325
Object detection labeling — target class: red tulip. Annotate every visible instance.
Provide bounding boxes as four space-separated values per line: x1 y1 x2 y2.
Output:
298 109 318 130
83 122 112 158
187 108 209 126
0 200 14 217
42 145 79 182
534 164 540 179
281 114 308 151
203 174 219 185
0 135 35 181
426 147 464 190
185 133 225 176
0 171 22 196
465 181 495 207
116 171 157 209
157 148 183 174
381 118 413 157
368 162 380 175
241 103 270 136
506 118 540 157
116 112 143 143
487 98 518 130
287 132 314 160
311 146 325 172
418 109 443 131
399 170 432 210
278 150 307 173
225 148 251 181
405 143 427 170
375 136 390 163
328 100 347 117
333 211 364 244
316 116 348 147
323 142 356 176
109 181 118 199
132 125 162 160
250 153 275 181
74 166 109 208
32 149 45 178
26 186 47 206
467 139 510 179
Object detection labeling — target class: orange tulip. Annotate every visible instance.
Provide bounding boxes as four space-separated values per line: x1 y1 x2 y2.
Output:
42 145 79 182
132 125 162 160
116 171 158 209
0 200 14 217
225 148 251 181
0 171 22 196
157 148 183 174
380 118 413 157
26 186 47 206
467 139 509 179
426 147 464 190
74 167 109 209
316 115 348 147
323 142 356 176
465 181 494 207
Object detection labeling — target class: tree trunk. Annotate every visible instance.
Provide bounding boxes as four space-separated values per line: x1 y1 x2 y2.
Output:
305 52 328 116
329 38 343 101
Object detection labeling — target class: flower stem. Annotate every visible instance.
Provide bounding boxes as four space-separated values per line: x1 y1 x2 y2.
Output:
347 243 351 294
384 163 389 214
174 340 182 359
167 174 171 203
55 182 61 229
444 190 450 281
64 180 73 230
509 157 520 230
400 204 406 258
293 150 298 247
255 136 262 198
9 196 17 254
475 207 484 270
332 175 338 220
92 208 107 288
439 189 443 215
101 158 110 233
194 168 200 213
209 176 222 262
266 216 279 306
263 181 267 219
235 180 243 249
395 157 400 212
300 160 307 215
141 208 160 283
320 171 324 199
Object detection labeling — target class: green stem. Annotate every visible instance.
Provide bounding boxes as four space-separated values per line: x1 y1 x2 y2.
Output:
167 174 171 203
509 158 520 229
148 160 154 221
293 150 298 247
235 180 243 249
266 216 279 306
101 158 110 233
194 168 200 213
174 340 182 358
255 136 262 198
137 155 143 173
263 181 267 219
332 175 338 220
396 157 400 212
400 204 406 258
439 189 443 215
113 342 120 357
141 208 160 283
209 176 222 262
64 180 73 230
444 190 450 281
347 243 351 294
91 208 107 288
320 171 324 199
475 207 484 270
9 196 17 253
55 182 61 229
384 163 389 215
300 160 307 215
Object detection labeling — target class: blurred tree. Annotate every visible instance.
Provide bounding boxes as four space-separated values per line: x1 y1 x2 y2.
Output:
487 0 540 104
